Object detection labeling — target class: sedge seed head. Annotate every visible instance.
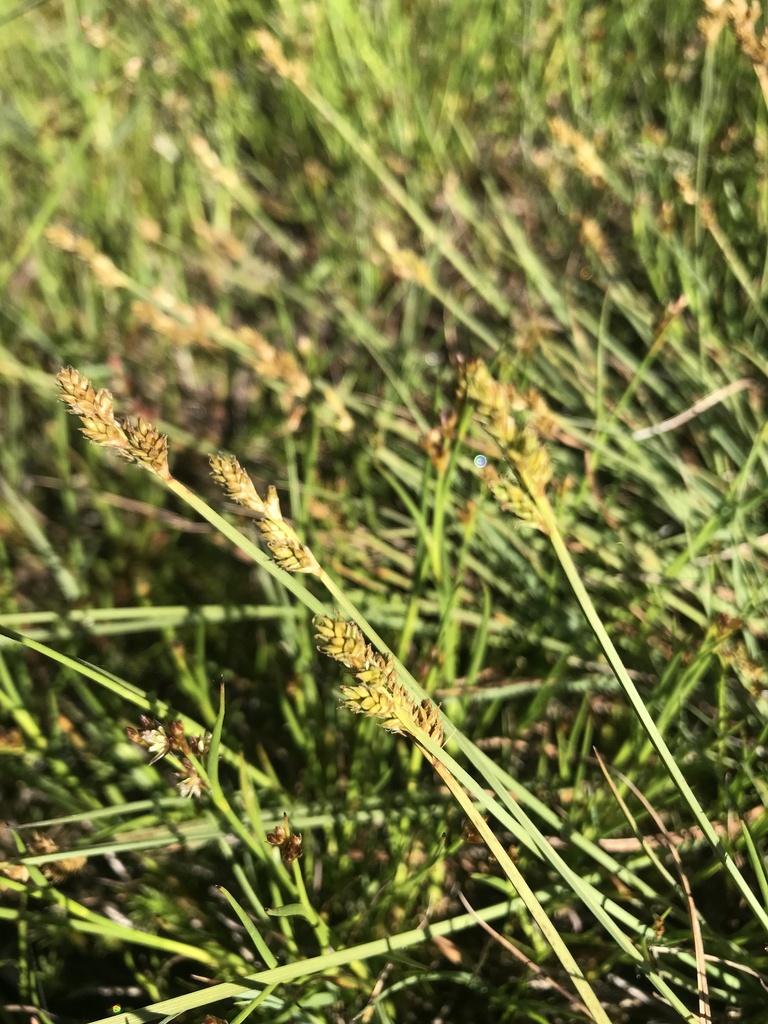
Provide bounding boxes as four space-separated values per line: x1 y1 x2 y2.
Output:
209 453 264 512
266 813 304 864
314 615 368 669
315 614 445 748
57 367 171 479
459 359 553 514
210 454 321 575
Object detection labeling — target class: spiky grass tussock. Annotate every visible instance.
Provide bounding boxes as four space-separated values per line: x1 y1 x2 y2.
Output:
314 614 444 750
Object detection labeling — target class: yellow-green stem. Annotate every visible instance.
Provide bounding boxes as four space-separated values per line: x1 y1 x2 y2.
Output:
292 859 331 950
528 484 768 936
427 752 609 1024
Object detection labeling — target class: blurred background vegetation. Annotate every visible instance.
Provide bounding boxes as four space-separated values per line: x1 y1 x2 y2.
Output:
1 0 768 1021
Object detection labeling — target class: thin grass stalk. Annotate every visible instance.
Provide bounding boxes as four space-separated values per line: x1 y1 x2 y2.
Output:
427 755 611 1023
412 730 698 1021
218 886 278 970
1 871 220 966
527 485 768 936
229 983 281 1024
81 898 558 1024
291 859 331 950
253 31 510 319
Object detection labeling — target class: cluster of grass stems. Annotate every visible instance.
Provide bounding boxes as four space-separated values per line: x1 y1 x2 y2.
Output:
2 1 768 1022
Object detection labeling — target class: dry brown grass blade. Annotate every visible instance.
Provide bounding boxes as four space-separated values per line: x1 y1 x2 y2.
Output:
631 379 754 441
546 803 764 853
455 890 591 1019
595 751 712 1024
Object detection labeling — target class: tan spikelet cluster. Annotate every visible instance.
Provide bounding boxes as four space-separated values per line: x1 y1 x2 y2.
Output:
720 1 768 65
421 411 458 475
699 2 729 44
46 223 310 405
709 617 765 696
45 225 130 290
0 833 87 885
548 116 608 188
192 217 246 263
131 289 311 404
190 134 241 191
209 453 321 575
375 227 434 287
580 217 618 276
480 465 547 525
57 367 171 480
459 360 553 524
253 29 308 88
700 2 768 102
314 615 444 749
80 14 109 48
698 195 734 263
675 170 698 206
29 834 87 884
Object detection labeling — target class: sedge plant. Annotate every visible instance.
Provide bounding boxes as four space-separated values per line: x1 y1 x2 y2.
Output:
19 362 755 1023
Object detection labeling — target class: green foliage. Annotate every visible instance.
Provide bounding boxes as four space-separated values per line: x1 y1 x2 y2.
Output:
1 0 768 1021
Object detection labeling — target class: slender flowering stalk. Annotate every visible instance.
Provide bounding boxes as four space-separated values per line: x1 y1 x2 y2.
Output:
57 367 320 578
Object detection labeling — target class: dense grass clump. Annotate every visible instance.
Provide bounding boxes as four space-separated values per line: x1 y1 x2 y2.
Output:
2 2 768 1022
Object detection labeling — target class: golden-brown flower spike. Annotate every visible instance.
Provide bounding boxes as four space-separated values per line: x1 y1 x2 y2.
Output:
57 367 171 481
314 614 444 750
57 367 130 450
414 697 445 746
313 615 369 669
421 411 457 475
459 359 553 528
253 30 308 89
123 417 170 480
481 465 541 526
21 834 87 884
45 225 129 291
209 453 263 511
210 453 321 575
